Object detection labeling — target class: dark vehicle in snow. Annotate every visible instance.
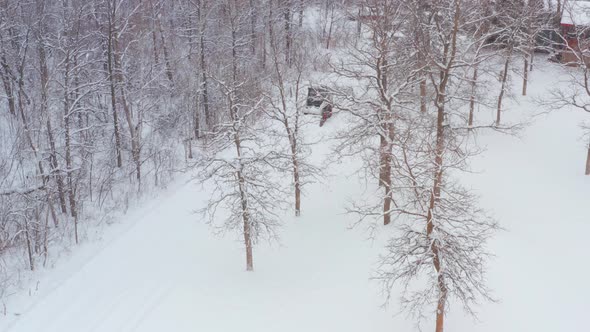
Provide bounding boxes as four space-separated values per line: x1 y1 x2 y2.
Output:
304 86 334 126
306 86 329 108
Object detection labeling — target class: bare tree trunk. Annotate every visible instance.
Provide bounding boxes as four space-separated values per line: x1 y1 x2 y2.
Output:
107 3 123 168
325 5 334 50
46 118 67 214
420 79 427 112
414 6 429 113
250 0 256 54
375 37 394 226
235 144 254 270
148 0 161 67
497 48 512 125
42 206 49 265
430 100 448 332
238 167 254 271
0 49 15 115
197 0 211 129
284 0 292 65
264 0 273 69
200 34 210 127
109 7 141 184
430 3 460 329
382 116 394 226
230 0 253 270
231 100 253 270
378 112 394 226
0 77 15 115
156 11 174 82
193 95 201 139
46 193 58 227
377 43 389 186
187 122 194 159
522 55 529 96
356 6 362 37
70 24 83 220
38 35 68 214
63 53 77 219
429 101 448 332
151 29 159 65
287 127 301 216
110 18 141 184
231 97 253 270
293 155 301 215
121 90 141 183
585 140 590 175
379 133 387 186
24 218 34 271
468 65 478 126
270 17 302 217
435 276 447 332
16 34 46 186
299 0 304 27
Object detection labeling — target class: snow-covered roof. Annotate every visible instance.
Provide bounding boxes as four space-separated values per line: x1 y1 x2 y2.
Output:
561 0 590 26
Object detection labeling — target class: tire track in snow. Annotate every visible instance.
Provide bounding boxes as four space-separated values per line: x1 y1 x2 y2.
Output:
4 177 195 332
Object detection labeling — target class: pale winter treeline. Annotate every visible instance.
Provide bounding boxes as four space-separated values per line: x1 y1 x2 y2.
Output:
0 0 325 293
0 0 585 331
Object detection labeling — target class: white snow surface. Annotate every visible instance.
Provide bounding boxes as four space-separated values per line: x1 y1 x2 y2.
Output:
1 57 589 331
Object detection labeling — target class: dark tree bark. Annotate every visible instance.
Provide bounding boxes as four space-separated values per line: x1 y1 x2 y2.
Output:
284 0 292 65
468 65 477 126
155 6 174 83
107 0 123 168
36 1 68 214
429 3 461 330
497 46 512 125
0 42 15 115
63 49 77 220
522 55 528 96
197 0 211 129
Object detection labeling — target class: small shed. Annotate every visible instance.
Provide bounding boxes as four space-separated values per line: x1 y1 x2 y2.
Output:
560 0 590 64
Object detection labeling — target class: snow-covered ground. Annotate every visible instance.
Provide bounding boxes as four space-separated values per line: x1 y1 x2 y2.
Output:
0 57 588 332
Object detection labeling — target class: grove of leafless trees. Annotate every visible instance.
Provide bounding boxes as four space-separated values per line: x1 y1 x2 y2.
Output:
0 0 584 331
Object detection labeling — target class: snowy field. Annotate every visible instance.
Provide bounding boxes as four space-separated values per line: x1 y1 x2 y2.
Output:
0 57 589 332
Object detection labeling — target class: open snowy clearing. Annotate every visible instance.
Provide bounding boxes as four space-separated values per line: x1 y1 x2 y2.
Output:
1 57 589 332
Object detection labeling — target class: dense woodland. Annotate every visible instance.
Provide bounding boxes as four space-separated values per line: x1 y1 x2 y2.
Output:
0 0 587 331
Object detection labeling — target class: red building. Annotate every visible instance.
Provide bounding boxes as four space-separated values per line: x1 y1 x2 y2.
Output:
561 0 590 64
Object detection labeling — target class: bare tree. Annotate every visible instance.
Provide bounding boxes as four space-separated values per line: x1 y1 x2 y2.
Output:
262 17 320 216
197 0 286 271
197 92 285 271
105 0 123 168
491 0 549 122
331 0 415 226
374 2 500 332
0 0 215 297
